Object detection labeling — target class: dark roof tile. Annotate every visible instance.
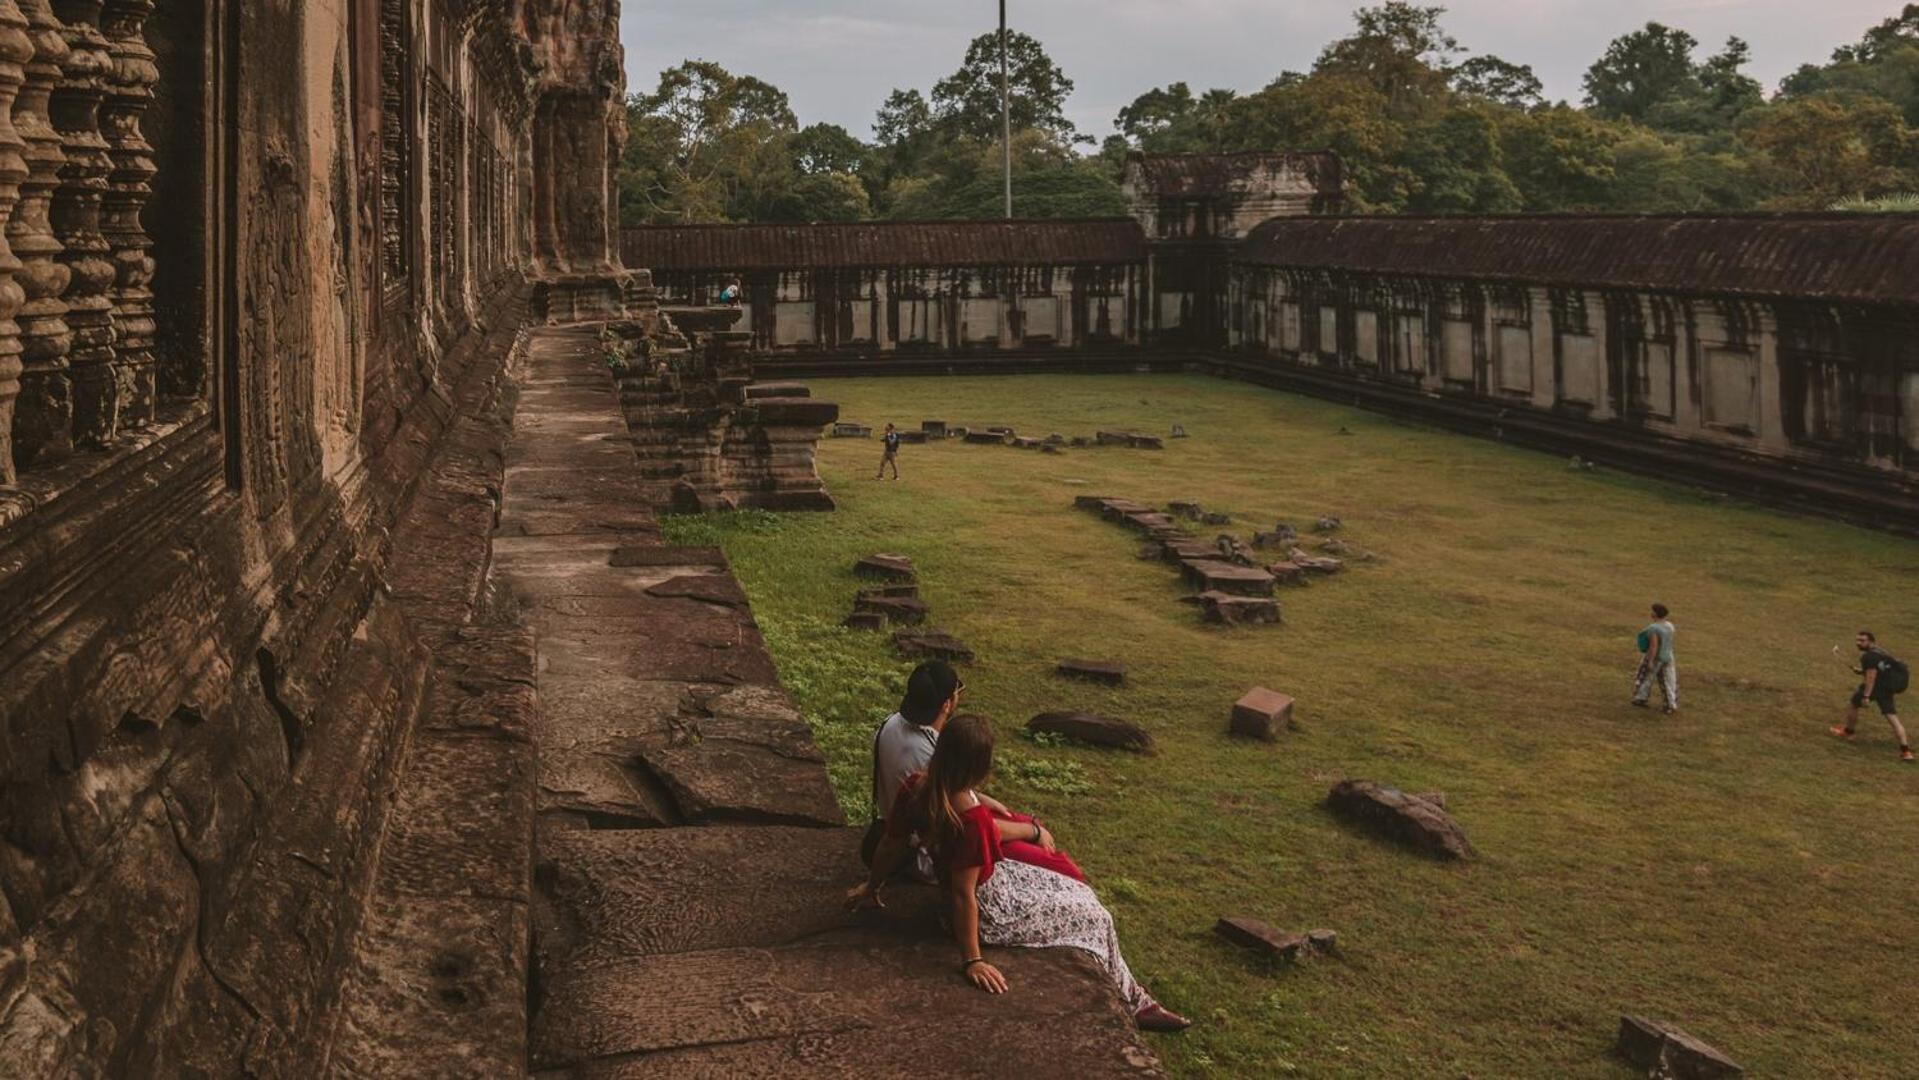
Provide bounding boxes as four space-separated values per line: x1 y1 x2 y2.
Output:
1237 214 1919 306
623 219 1147 271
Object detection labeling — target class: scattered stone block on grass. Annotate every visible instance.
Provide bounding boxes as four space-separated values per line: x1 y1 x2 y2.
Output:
1616 1016 1744 1079
843 611 887 631
1056 659 1127 686
1045 433 1066 446
1231 688 1296 741
965 431 1009 445
1028 712 1155 753
832 422 872 438
1192 591 1281 626
1267 562 1307 587
894 628 975 664
1127 434 1164 450
1095 430 1132 446
1254 523 1300 548
1012 437 1043 450
1164 539 1219 563
984 425 1016 436
854 554 916 582
1307 929 1339 954
1169 500 1204 520
921 420 947 437
1041 443 1062 454
1181 560 1276 597
854 595 930 626
1172 425 1188 438
1201 511 1231 526
1071 436 1092 447
1325 780 1474 861
1285 548 1345 576
1214 917 1308 961
857 583 919 600
1314 516 1343 533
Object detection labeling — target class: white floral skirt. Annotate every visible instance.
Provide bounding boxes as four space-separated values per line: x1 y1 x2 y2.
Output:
975 857 1150 1012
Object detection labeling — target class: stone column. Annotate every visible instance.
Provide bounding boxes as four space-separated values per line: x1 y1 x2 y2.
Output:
0 1 30 483
49 0 113 448
9 0 70 469
99 0 152 427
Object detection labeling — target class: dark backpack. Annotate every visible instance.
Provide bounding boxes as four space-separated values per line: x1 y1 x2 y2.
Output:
1884 655 1911 695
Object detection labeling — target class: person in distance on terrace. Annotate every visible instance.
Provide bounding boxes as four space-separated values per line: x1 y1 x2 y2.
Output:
876 423 902 481
1630 602 1679 715
848 714 1191 1033
1831 630 1913 763
862 660 1085 883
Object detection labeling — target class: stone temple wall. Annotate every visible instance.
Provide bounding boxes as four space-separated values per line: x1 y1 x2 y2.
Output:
0 0 627 1071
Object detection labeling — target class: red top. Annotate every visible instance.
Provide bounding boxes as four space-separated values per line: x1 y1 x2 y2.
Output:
887 773 1002 885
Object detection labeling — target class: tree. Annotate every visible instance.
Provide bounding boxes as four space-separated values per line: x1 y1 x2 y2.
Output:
1583 23 1701 123
1500 105 1623 210
1452 55 1544 110
930 29 1084 146
790 123 868 176
620 60 801 223
1114 83 1240 153
767 171 873 222
1741 95 1917 207
1315 2 1458 111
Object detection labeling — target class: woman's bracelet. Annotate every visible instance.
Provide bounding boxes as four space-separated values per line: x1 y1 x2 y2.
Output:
963 956 986 968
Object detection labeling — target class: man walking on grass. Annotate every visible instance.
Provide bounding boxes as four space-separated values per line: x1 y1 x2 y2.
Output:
1831 630 1913 763
1631 603 1678 714
875 423 902 480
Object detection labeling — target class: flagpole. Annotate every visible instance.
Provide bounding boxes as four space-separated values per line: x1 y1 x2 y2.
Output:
1000 0 1011 218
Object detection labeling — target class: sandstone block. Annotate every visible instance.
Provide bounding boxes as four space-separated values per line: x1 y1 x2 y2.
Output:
1314 516 1342 533
1194 591 1281 626
857 583 919 600
894 628 975 664
1214 917 1307 961
921 420 947 436
1028 713 1154 753
1325 780 1474 861
843 612 886 631
1616 1016 1744 1079
1307 929 1339 954
1056 659 1126 686
1182 560 1276 597
964 431 1009 445
1231 688 1295 740
854 595 930 626
854 554 916 582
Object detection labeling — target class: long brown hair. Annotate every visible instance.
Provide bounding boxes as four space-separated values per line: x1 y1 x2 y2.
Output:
908 714 995 857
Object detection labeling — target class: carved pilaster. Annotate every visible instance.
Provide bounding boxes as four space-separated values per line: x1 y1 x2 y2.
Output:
0 1 31 484
98 0 151 425
8 0 72 469
48 0 114 448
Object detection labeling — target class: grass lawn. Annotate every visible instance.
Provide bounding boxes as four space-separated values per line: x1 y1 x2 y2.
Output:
663 373 1919 1077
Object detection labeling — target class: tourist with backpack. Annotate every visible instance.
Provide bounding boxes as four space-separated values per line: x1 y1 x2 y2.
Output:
1831 631 1913 763
848 715 1190 1032
1631 603 1678 714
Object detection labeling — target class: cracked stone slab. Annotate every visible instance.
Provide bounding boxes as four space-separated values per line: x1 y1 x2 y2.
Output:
534 827 863 971
634 714 843 827
529 931 1159 1076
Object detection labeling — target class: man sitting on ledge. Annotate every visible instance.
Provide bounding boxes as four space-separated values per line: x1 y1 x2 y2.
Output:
863 660 1085 882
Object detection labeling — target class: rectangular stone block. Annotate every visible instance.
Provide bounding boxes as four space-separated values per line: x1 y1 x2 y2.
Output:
1231 688 1295 740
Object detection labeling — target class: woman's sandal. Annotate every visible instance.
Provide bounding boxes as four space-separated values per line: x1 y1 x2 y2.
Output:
1135 1003 1192 1033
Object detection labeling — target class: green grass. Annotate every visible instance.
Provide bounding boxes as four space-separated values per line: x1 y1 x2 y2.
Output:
665 374 1919 1077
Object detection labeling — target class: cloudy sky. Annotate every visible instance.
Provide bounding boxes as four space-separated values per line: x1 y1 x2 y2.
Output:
620 1 1897 139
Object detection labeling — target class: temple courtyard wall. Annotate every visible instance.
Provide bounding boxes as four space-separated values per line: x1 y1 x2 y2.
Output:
630 212 1919 534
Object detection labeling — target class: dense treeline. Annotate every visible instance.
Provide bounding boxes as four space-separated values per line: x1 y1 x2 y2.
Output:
616 3 1919 225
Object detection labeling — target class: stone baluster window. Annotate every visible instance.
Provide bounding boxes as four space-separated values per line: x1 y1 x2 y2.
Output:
100 0 154 429
8 0 69 475
48 0 115 449
0 0 30 484
377 0 408 309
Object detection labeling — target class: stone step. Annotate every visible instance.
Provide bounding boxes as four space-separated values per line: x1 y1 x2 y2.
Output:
529 827 1160 1077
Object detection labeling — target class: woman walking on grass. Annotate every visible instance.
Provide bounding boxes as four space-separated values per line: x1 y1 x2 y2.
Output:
847 714 1191 1033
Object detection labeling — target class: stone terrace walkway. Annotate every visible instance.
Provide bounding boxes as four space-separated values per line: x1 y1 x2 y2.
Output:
496 326 1161 1076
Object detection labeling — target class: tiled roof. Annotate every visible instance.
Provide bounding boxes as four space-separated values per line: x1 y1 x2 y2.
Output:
622 219 1148 271
1238 214 1919 306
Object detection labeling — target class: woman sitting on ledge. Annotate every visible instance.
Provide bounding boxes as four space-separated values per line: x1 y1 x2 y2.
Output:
847 714 1191 1033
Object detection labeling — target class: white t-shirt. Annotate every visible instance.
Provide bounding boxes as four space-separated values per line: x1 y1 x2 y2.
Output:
873 712 938 819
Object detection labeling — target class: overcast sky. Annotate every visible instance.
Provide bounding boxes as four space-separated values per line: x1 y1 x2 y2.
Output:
620 1 1898 140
